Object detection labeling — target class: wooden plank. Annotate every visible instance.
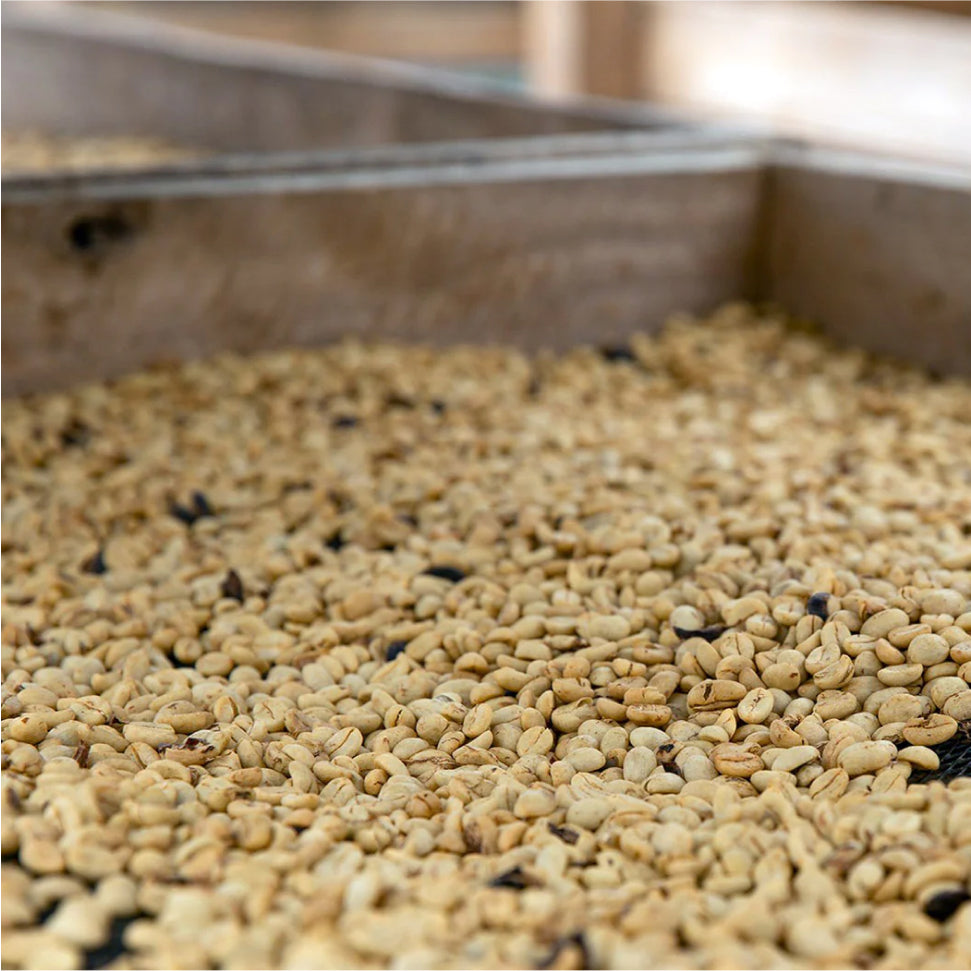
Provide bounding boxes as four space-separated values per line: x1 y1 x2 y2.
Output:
2 3 676 158
764 146 971 378
5 131 969 396
523 1 646 100
3 129 756 199
643 1 971 165
580 2 646 100
2 150 763 396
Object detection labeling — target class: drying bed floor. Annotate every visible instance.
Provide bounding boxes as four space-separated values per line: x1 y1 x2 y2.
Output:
2 305 971 970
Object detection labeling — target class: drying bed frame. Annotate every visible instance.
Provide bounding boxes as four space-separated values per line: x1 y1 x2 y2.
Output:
1 2 688 156
5 139 969 397
2 4 970 397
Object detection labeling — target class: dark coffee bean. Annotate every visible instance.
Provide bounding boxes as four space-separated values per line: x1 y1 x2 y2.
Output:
325 529 345 551
59 418 90 448
923 889 970 922
807 592 830 620
220 569 244 602
332 415 358 429
547 822 579 845
673 625 726 643
84 913 144 969
73 741 90 769
488 866 537 890
81 549 107 575
600 344 636 362
422 565 466 583
169 502 197 526
385 640 408 661
191 491 213 518
169 491 213 526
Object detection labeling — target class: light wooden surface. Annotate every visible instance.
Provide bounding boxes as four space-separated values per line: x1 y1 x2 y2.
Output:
63 1 971 164
522 1 581 98
3 3 679 157
642 1 971 166
524 2 645 100
524 0 971 164
3 2 969 398
766 149 971 379
5 139 970 395
2 149 763 396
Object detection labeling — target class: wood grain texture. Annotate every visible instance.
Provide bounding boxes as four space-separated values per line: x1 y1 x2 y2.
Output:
3 5 968 399
764 152 971 378
2 2 680 156
4 145 969 397
2 158 762 396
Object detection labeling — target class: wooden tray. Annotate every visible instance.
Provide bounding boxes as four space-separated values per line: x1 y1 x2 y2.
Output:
5 135 969 396
2 5 968 397
1 2 689 161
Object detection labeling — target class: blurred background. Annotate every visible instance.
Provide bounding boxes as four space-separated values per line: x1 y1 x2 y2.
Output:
5 1 970 396
79 0 971 166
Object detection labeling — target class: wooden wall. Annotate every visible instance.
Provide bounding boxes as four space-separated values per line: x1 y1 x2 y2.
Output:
77 1 971 164
524 1 971 166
